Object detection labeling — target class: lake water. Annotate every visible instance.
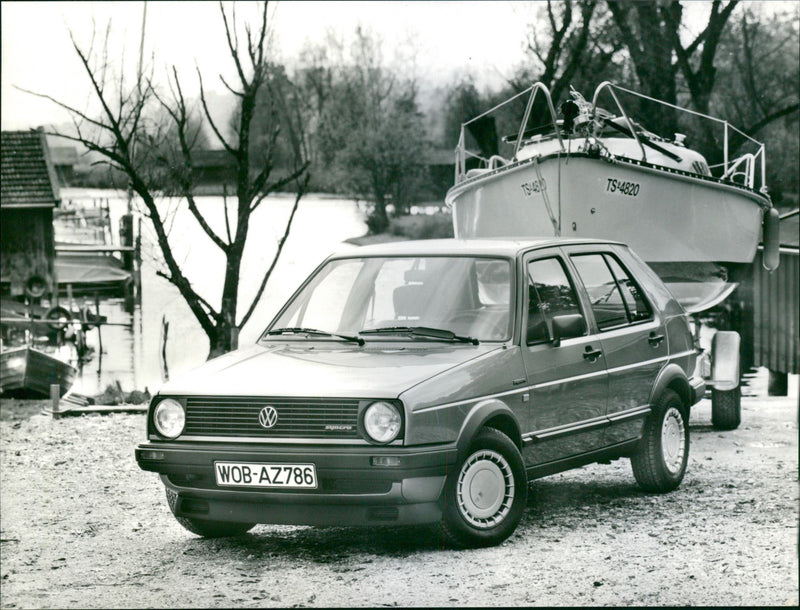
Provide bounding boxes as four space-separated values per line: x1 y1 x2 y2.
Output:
62 188 367 396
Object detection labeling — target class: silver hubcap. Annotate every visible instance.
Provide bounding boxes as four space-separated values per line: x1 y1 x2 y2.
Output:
661 407 686 474
456 450 515 529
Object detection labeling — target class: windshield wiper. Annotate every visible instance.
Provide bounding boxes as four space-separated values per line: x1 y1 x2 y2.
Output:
360 326 479 345
265 327 364 346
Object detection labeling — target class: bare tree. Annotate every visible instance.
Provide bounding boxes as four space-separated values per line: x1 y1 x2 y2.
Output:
713 4 800 202
606 1 683 136
662 0 740 117
307 27 431 233
25 1 310 357
716 5 800 143
607 0 741 142
492 0 623 146
516 0 621 104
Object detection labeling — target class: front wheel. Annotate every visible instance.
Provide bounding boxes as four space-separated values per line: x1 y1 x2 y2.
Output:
631 389 689 493
173 516 255 538
165 488 255 538
440 428 527 548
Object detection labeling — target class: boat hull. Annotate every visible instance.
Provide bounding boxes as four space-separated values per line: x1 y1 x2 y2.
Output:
1 346 76 399
447 153 767 264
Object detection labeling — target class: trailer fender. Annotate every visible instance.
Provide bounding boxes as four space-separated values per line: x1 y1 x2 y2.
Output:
710 331 740 392
762 207 780 272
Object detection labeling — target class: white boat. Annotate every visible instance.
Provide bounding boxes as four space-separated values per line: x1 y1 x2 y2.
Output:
445 82 780 312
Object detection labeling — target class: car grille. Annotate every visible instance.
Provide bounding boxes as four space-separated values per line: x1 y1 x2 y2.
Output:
184 396 362 439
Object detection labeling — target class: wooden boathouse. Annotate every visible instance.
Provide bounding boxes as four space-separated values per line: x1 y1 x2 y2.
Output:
753 211 799 393
730 210 799 394
0 130 60 298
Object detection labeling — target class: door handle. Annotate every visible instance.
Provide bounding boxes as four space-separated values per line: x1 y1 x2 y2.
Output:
648 332 665 347
583 346 603 362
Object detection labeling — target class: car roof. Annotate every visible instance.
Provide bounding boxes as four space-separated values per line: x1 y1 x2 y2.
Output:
328 237 626 259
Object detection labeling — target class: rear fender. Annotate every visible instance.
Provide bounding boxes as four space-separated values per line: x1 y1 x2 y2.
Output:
648 364 692 412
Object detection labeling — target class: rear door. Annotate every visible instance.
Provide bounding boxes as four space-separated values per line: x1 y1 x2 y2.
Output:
566 246 668 445
520 250 609 465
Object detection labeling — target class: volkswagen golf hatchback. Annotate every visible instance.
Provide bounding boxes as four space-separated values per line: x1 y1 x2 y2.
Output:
136 238 704 548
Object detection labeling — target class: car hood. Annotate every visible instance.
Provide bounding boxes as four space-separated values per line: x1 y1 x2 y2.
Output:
158 341 503 398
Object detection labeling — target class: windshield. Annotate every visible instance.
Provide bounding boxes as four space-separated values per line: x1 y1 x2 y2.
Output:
263 256 513 342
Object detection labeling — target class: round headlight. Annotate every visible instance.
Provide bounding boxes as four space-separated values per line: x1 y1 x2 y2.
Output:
362 401 401 444
153 398 185 439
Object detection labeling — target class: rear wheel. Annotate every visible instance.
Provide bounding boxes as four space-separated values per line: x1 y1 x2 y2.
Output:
165 488 255 538
631 389 689 493
711 386 741 430
441 428 527 548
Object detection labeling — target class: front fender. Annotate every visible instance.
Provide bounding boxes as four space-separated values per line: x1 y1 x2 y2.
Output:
456 398 522 460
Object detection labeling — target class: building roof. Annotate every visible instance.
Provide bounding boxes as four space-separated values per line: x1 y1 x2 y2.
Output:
191 149 237 169
1 130 60 208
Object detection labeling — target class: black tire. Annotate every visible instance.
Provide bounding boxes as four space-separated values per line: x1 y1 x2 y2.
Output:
165 488 255 538
45 306 72 330
440 428 527 548
631 389 689 493
173 515 255 538
711 386 741 430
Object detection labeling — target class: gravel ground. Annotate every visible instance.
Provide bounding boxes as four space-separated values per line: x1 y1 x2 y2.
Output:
0 387 797 608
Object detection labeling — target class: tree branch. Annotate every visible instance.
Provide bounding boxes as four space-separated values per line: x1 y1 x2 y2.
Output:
222 182 234 244
197 68 237 154
15 86 112 134
744 103 800 137
219 1 247 86
250 161 310 213
238 173 309 328
155 269 223 323
68 30 131 161
219 74 245 97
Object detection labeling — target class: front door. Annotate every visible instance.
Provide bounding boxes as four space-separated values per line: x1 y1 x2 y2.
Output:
520 252 609 465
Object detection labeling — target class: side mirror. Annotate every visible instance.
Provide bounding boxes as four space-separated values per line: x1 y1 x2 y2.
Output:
551 314 586 347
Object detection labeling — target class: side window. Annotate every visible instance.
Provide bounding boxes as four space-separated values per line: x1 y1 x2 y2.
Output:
570 254 628 330
526 257 584 344
604 255 653 322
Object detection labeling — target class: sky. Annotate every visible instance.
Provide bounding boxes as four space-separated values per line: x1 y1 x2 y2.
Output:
0 1 535 131
1 1 791 133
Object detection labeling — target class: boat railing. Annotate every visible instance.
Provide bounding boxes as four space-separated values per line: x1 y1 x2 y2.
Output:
717 153 756 188
454 80 768 194
454 82 563 184
592 82 767 193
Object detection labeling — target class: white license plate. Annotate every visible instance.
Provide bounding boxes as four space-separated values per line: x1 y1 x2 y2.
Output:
214 462 317 489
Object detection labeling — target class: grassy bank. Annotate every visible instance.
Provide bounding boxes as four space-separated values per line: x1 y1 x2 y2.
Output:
347 212 453 245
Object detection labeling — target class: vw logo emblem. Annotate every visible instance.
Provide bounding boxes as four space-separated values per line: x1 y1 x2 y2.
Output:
258 406 279 429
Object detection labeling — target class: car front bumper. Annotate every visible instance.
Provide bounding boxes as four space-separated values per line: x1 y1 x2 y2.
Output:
136 441 457 526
